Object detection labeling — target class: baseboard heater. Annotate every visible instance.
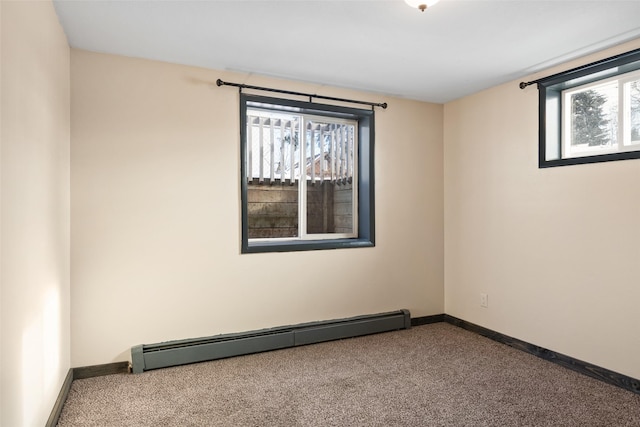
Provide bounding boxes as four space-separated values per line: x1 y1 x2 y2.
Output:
131 309 410 374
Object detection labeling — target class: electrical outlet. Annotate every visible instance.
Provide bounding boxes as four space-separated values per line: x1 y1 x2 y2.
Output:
480 293 488 308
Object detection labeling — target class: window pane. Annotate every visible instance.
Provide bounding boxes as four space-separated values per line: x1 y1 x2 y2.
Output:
305 120 355 235
626 79 640 145
246 109 300 239
567 83 618 157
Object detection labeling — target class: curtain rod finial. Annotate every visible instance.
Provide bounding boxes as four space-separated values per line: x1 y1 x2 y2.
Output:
519 82 529 90
216 79 224 87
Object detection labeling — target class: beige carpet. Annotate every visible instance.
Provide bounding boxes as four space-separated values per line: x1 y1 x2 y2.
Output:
58 323 640 426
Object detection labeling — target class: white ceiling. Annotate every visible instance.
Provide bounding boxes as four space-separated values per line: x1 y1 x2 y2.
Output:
53 0 640 104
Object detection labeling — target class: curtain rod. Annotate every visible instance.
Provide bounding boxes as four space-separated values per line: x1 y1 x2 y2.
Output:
216 79 387 110
519 47 640 89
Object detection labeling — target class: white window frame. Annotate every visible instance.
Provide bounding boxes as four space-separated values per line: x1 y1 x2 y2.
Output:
562 69 640 159
246 108 359 242
298 113 358 241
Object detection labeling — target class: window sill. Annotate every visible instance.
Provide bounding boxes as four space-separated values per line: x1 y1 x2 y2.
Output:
243 238 375 254
540 150 640 168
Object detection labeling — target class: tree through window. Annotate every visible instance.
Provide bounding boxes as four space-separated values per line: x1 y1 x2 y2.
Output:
563 72 640 159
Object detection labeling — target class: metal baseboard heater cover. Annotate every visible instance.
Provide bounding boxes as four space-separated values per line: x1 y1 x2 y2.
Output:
131 309 411 374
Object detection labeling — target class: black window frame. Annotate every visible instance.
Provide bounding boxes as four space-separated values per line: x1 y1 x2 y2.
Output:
240 94 375 254
538 47 640 168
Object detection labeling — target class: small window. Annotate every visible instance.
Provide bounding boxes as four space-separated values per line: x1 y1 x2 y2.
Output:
538 48 640 167
240 94 375 253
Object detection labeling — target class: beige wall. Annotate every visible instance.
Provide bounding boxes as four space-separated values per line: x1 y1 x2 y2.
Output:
1 1 71 426
444 39 640 380
70 50 444 366
1 1 638 418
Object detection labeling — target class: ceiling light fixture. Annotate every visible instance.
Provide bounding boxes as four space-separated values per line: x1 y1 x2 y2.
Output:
404 0 440 12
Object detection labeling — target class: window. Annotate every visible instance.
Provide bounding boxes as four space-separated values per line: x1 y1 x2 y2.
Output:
538 48 640 168
240 94 375 253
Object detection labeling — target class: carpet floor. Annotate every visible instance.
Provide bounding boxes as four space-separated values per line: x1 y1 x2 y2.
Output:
58 323 640 426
